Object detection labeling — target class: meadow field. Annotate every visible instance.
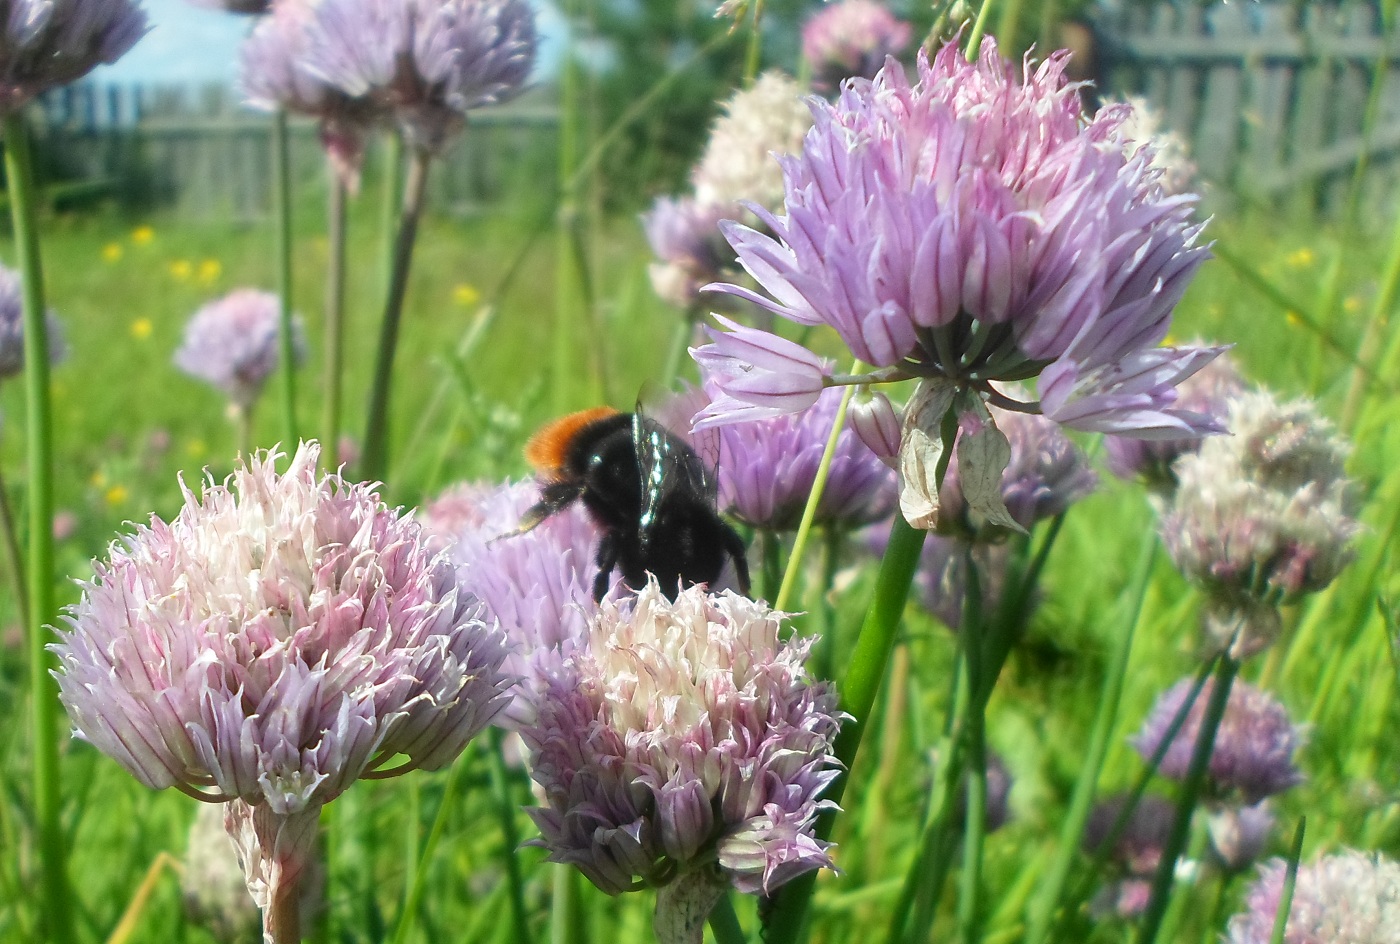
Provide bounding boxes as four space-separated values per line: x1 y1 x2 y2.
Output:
2 3 1400 944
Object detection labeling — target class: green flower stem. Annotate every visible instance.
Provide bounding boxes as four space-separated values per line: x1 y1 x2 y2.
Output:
1355 202 1400 422
3 110 70 944
708 894 746 944
267 871 303 944
964 0 998 56
1270 819 1306 944
775 364 862 611
235 405 254 460
1021 541 1155 944
489 731 533 944
760 530 783 605
552 865 582 944
389 757 470 944
661 312 695 389
1135 655 1241 944
995 0 1026 50
0 465 29 626
811 526 844 684
322 171 349 463
380 132 405 291
958 555 988 944
763 513 928 944
743 0 765 82
272 109 299 446
361 148 432 486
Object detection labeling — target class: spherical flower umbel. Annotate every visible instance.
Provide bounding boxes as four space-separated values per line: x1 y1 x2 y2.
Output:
521 582 841 930
1226 850 1400 944
1083 793 1176 918
801 0 912 92
694 40 1222 531
691 71 814 214
642 196 734 309
0 0 147 112
709 381 898 531
1132 677 1304 803
175 289 307 413
0 262 65 380
1107 95 1198 197
301 0 537 154
420 480 600 727
52 443 511 932
1161 390 1358 655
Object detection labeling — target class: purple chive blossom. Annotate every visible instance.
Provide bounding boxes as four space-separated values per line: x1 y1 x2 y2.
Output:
1226 851 1400 944
691 71 814 214
174 289 307 413
693 40 1221 528
240 0 385 188
1132 678 1304 803
801 0 912 92
1107 95 1198 197
642 196 734 309
419 480 601 727
0 262 64 380
1209 802 1275 873
1104 347 1244 486
301 0 537 155
1083 793 1176 919
0 0 147 112
1161 390 1358 656
704 380 897 531
521 582 841 921
931 403 1097 538
52 443 510 933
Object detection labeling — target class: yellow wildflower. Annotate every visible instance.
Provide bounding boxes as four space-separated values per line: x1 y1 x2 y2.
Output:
131 225 155 245
104 485 129 506
453 283 481 307
90 470 107 488
1343 296 1362 314
130 318 153 340
101 243 123 263
1285 248 1315 269
197 259 222 284
169 259 193 281
186 439 207 459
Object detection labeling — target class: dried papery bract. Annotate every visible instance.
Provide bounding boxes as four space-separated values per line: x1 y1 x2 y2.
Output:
693 39 1222 531
1161 390 1358 656
1226 851 1400 944
420 480 600 727
52 443 511 942
521 582 842 943
801 0 912 92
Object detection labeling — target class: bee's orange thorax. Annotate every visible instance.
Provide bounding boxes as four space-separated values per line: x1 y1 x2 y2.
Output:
525 406 620 475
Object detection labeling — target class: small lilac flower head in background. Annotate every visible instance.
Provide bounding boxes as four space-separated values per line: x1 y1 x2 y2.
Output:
241 0 386 189
903 535 1013 631
801 0 912 92
1209 802 1275 873
175 289 307 414
301 0 537 155
521 582 841 936
1161 390 1358 656
0 0 147 112
642 196 733 309
1105 347 1244 488
1132 677 1304 803
1107 95 1198 197
705 378 898 532
419 480 600 727
1226 850 1400 944
0 262 65 380
694 40 1221 533
691 71 814 214
1082 793 1176 918
52 443 511 934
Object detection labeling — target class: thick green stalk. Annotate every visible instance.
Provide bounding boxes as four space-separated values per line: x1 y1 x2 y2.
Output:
708 895 746 944
1269 820 1306 944
1021 542 1155 944
0 465 29 625
743 0 765 82
4 110 70 944
1135 656 1241 944
489 732 533 944
272 109 299 446
964 0 997 56
322 172 348 463
361 148 432 485
552 865 582 944
389 759 469 944
763 514 928 944
957 556 988 944
775 379 859 610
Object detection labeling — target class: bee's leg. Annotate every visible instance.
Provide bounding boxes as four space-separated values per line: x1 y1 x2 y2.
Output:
720 522 751 597
518 481 584 533
593 533 620 602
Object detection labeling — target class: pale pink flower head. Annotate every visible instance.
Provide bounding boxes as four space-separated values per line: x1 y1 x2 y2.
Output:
1227 851 1400 944
694 39 1221 530
420 480 600 727
52 443 510 933
174 289 307 413
521 582 841 913
802 0 912 92
642 196 734 309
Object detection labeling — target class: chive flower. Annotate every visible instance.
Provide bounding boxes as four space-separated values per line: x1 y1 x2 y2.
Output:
174 289 306 414
0 262 65 380
691 71 814 214
801 0 912 92
642 196 733 309
0 0 147 112
1227 851 1400 944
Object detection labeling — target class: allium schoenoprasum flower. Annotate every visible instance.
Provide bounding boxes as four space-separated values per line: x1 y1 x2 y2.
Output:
1104 347 1244 487
0 262 65 380
301 0 537 155
1208 801 1275 873
420 480 600 726
0 0 147 112
1132 677 1304 803
1226 850 1400 944
1107 95 1198 197
707 380 898 531
691 71 814 214
175 289 307 414
1082 793 1176 919
801 0 912 92
895 532 1012 631
52 443 511 931
1161 390 1358 656
693 40 1222 531
240 0 386 188
642 196 734 310
521 582 841 939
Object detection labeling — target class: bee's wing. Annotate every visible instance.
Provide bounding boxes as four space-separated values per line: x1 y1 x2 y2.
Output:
633 407 717 552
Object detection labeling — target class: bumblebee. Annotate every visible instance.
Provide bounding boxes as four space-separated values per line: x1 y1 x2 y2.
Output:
520 405 751 602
